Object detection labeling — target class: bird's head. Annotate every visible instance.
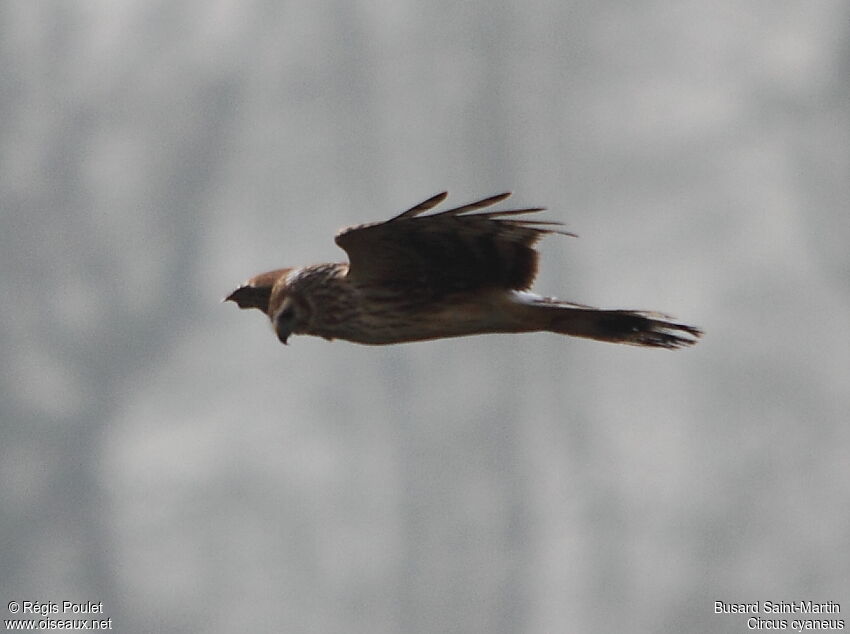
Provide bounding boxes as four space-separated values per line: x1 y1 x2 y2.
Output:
268 287 312 346
225 268 308 345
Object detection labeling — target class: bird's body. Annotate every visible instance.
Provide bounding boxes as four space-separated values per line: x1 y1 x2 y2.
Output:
227 192 702 349
275 263 540 344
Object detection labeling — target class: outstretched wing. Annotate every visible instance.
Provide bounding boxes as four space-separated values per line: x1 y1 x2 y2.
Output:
334 192 574 296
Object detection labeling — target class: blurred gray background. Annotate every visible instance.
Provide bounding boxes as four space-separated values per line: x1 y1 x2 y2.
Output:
2 1 849 632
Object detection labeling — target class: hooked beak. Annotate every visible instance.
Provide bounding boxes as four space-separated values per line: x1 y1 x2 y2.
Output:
275 319 292 346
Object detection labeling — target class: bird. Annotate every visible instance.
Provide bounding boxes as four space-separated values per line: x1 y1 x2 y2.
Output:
225 192 702 349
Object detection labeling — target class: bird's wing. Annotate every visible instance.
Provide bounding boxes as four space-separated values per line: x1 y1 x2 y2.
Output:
334 192 574 295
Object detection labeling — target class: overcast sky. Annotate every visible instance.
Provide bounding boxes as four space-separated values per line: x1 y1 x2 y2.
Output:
2 2 848 632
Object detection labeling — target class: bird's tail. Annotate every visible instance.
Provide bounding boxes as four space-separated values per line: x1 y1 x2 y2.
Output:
523 299 702 349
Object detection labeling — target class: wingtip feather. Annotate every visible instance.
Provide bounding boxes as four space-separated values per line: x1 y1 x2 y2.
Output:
393 192 449 219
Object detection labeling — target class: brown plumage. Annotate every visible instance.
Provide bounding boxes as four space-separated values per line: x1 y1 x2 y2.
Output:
225 192 702 349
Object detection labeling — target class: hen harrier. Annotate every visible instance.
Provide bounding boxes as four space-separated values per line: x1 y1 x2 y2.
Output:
226 192 702 349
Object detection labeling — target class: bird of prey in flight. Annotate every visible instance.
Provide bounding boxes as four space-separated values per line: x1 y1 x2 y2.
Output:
226 192 702 349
